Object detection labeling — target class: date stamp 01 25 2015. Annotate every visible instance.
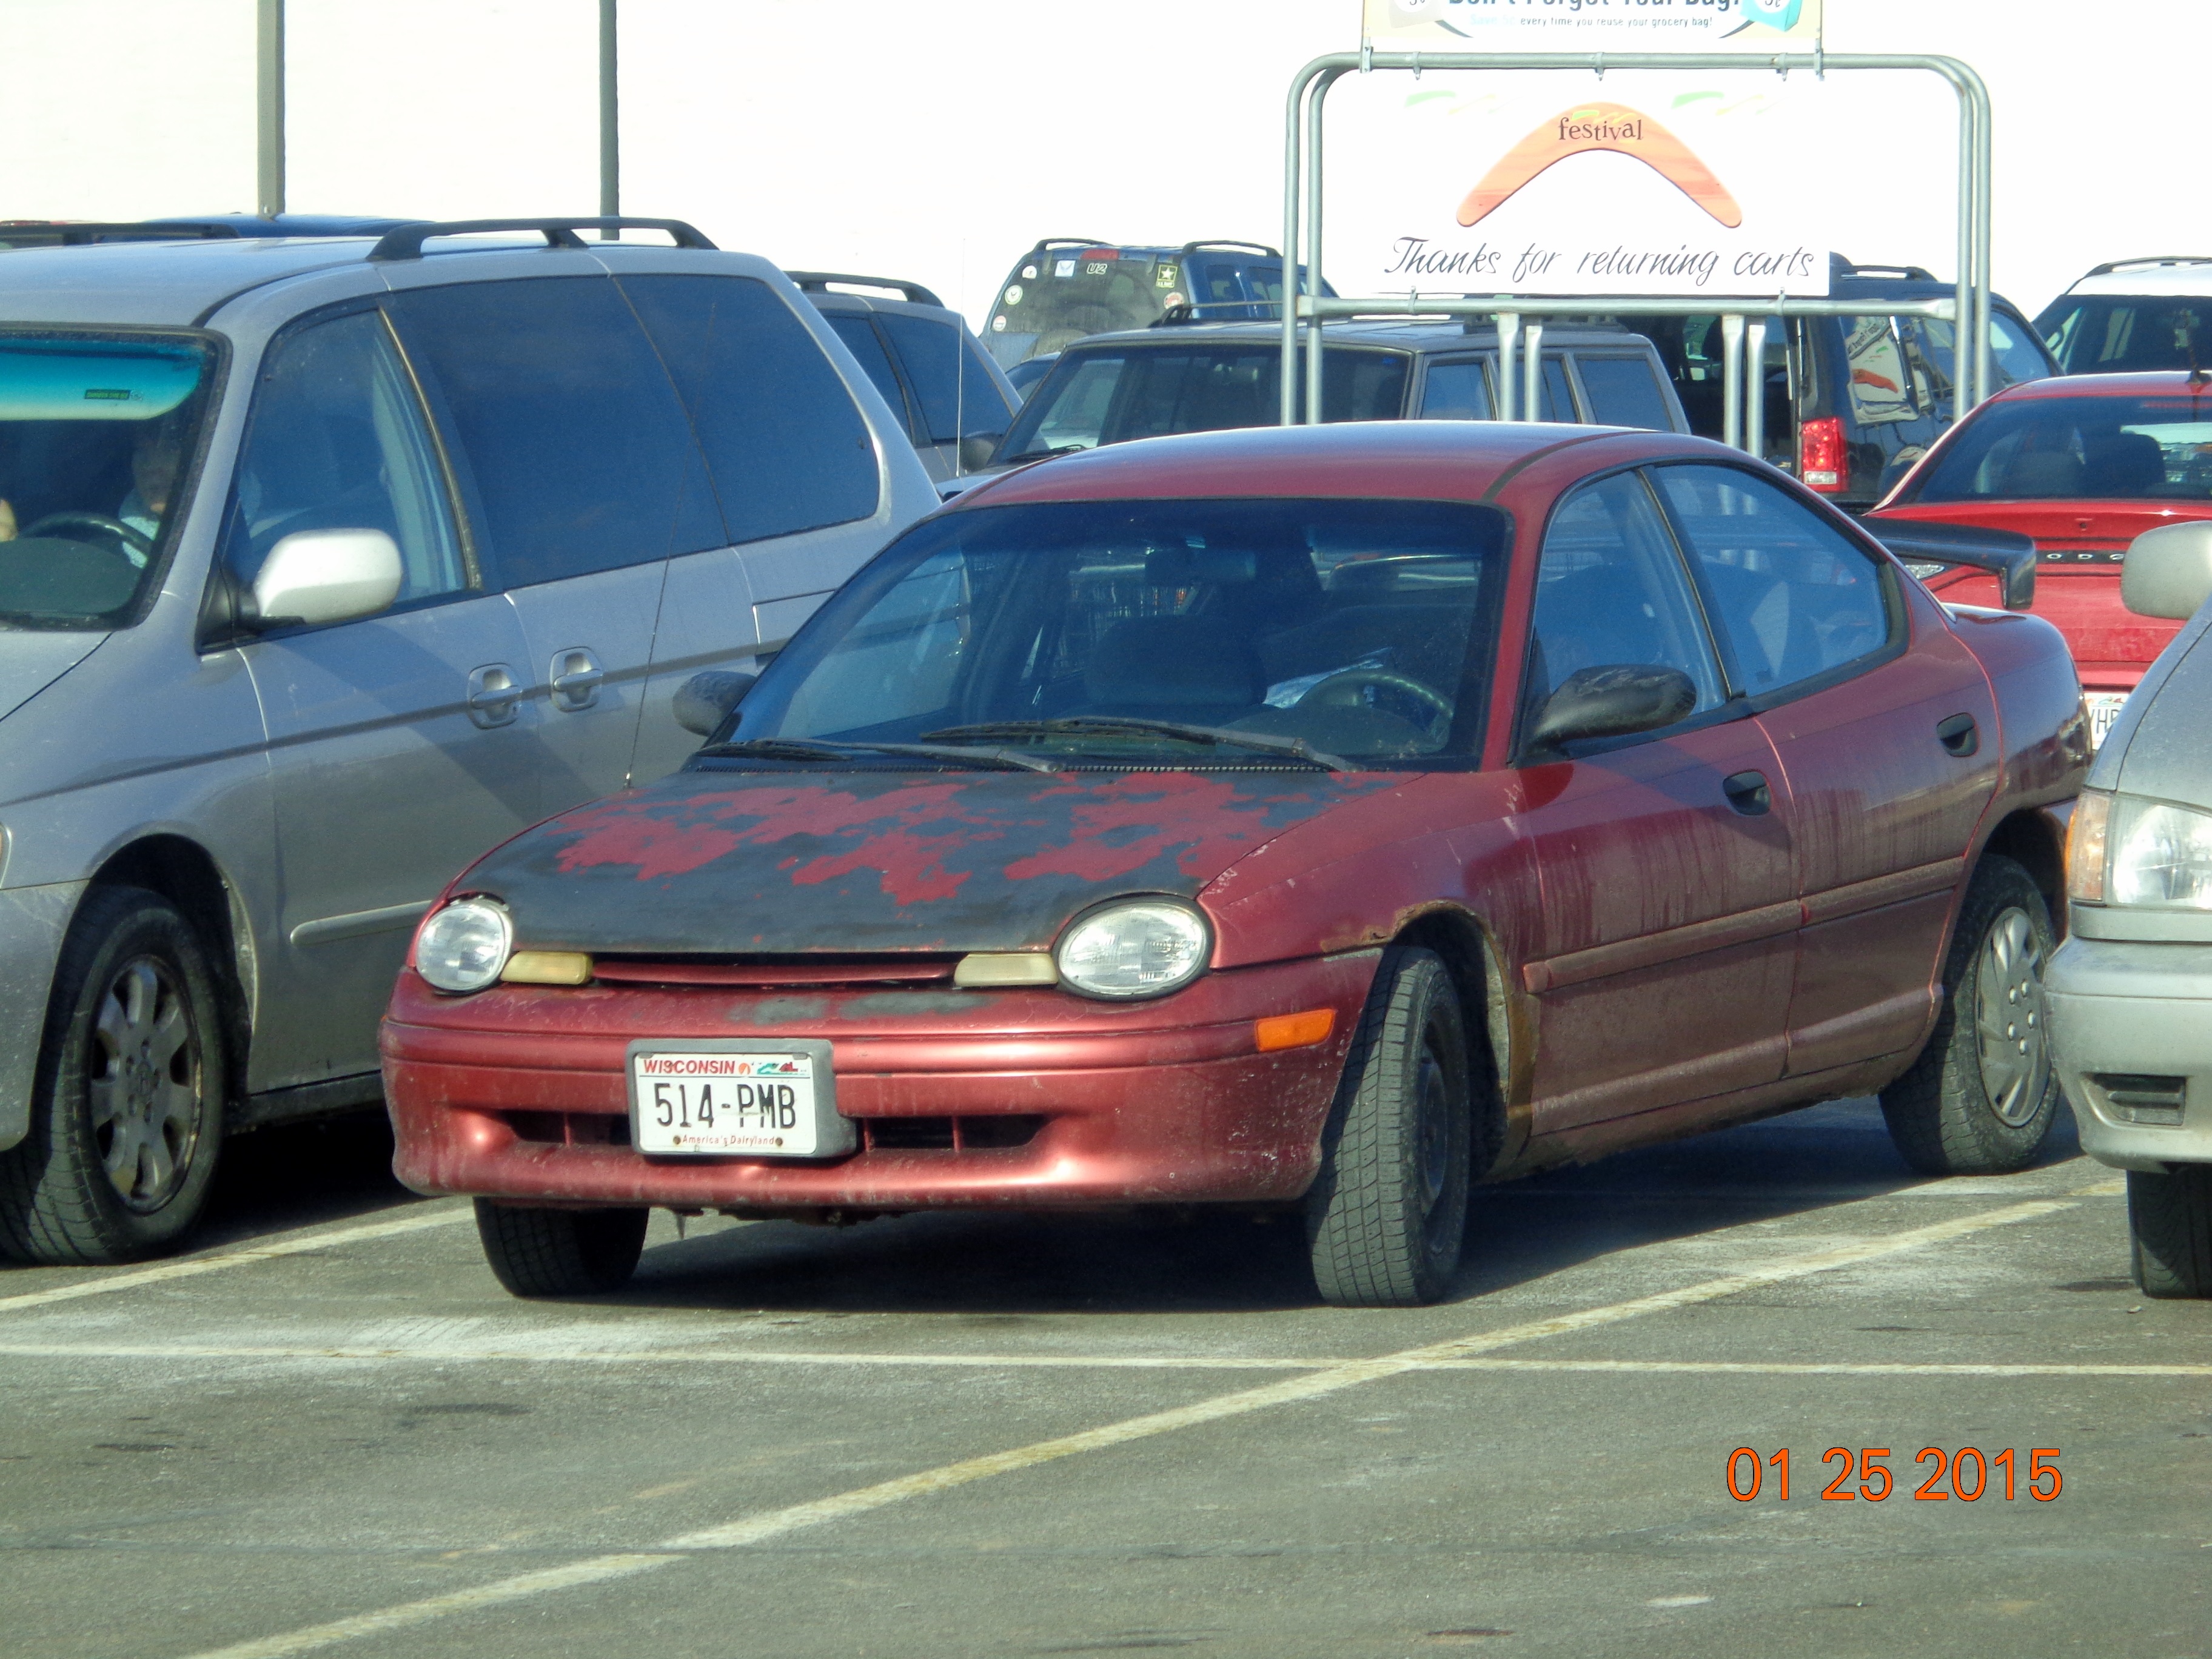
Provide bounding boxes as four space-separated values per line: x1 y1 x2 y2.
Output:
1726 1447 2063 1503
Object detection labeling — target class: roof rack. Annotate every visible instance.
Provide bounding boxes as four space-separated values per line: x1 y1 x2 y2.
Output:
2085 255 2212 277
785 270 946 307
0 221 243 247
367 216 715 263
1176 240 1283 259
1030 237 1114 252
1838 261 1939 281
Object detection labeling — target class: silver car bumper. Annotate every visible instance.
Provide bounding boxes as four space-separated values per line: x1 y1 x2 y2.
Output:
2048 935 2212 1171
0 881 83 1151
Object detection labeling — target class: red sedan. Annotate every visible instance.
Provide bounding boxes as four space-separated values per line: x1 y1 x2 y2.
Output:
383 422 2086 1307
1869 370 2212 746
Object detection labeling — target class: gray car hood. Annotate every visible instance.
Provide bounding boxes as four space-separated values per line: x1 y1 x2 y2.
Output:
0 631 106 723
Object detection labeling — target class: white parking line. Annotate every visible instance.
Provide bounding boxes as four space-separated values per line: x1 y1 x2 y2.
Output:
0 1204 473 1315
175 1197 2070 1659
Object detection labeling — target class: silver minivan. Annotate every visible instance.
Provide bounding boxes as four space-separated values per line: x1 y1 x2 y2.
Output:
0 218 937 1262
2049 519 2212 1295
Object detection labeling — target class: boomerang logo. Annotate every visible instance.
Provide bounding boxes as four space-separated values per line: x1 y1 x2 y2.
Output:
1456 102 1744 230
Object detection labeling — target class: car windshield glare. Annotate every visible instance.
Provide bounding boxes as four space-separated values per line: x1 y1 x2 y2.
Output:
1907 393 2212 503
723 497 1510 769
0 332 216 629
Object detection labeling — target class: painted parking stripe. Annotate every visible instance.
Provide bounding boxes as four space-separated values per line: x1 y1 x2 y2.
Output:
0 1204 474 1315
174 1196 2068 1659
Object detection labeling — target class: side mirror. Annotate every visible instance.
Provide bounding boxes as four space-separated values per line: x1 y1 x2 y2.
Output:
1866 519 2036 611
251 528 403 629
673 669 756 737
1528 665 1698 752
2121 521 2212 620
959 434 1004 472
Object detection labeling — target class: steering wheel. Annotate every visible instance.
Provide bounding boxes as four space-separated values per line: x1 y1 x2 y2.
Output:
21 512 153 560
1295 667 1455 743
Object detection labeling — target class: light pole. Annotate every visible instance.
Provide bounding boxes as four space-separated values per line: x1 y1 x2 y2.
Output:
256 0 284 218
599 0 618 236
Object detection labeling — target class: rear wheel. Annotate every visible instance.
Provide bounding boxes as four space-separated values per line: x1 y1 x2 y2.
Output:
2128 1166 2212 1299
1305 948 1472 1309
475 1200 648 1297
0 887 226 1264
1880 856 2059 1176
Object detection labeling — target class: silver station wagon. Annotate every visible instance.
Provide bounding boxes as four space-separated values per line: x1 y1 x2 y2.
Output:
0 216 936 1262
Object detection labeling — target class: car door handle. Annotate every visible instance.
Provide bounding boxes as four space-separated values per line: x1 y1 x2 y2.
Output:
1936 712 1980 758
1722 771 1772 816
465 663 523 729
549 648 605 713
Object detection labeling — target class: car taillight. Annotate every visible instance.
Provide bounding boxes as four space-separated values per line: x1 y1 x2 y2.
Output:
1800 417 1846 492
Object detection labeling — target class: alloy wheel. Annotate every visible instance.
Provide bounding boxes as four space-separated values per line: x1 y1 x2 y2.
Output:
87 956 206 1212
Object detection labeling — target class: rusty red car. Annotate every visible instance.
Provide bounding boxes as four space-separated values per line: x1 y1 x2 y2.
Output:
382 421 2087 1308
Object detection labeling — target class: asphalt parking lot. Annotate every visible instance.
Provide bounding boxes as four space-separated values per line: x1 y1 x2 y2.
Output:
2 1100 2207 1659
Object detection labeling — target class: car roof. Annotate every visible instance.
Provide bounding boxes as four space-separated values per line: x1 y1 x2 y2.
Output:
2064 260 2212 298
1983 370 2212 403
953 419 1694 509
1054 319 1648 354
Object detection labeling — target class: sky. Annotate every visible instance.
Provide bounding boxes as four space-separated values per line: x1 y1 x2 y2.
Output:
0 1 2190 325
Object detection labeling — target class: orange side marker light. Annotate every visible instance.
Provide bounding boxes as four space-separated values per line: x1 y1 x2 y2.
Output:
1255 1008 1336 1053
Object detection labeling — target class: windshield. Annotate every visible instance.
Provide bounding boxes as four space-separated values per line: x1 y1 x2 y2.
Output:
0 332 216 629
997 346 1410 462
2041 297 2212 375
1905 392 2212 503
987 250 1172 366
723 497 1509 769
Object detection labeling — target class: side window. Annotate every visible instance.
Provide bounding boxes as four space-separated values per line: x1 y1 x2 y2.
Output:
1654 463 1894 695
879 313 1013 443
221 309 465 606
1842 315 1917 426
620 275 882 545
1525 471 1726 722
1420 358 1493 421
1539 354 1575 421
386 276 721 589
822 312 911 431
1574 354 1675 432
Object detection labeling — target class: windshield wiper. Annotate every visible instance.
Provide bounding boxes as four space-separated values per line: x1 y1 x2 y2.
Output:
920 717 1351 771
697 737 1060 773
999 443 1091 463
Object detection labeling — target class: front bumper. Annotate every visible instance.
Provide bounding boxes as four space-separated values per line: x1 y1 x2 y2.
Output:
383 952 1380 1212
0 880 87 1151
2047 936 2212 1171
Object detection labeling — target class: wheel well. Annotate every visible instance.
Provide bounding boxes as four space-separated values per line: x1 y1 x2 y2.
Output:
1393 908 1512 1171
89 837 252 1098
1982 809 2065 936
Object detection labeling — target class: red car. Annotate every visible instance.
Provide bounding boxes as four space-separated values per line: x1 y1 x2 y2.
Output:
1869 370 2212 746
383 423 2086 1308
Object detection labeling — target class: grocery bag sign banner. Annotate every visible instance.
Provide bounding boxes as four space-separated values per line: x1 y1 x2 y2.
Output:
1362 0 1823 52
1327 73 1831 297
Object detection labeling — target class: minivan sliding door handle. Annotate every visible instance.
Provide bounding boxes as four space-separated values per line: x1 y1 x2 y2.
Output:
549 648 606 712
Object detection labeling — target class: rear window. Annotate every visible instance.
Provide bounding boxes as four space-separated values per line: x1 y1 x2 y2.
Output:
1574 354 1675 431
987 250 1170 366
997 346 1409 461
1903 394 2212 503
2042 298 2211 375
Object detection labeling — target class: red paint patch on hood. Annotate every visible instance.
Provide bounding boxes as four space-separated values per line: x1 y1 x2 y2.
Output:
1001 771 1324 882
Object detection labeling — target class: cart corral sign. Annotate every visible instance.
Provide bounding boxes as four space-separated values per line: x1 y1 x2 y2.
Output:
1327 72 1832 297
1362 0 1823 52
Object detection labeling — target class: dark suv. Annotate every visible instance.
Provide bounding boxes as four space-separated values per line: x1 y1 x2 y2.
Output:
791 272 1019 485
983 239 1333 368
1624 256 2055 511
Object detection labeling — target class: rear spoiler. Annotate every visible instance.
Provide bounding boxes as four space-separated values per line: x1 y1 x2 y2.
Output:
1866 519 2036 611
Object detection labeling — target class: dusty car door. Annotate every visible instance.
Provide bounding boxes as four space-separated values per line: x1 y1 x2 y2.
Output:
1513 470 1799 1131
227 306 541 1091
1652 463 2002 1076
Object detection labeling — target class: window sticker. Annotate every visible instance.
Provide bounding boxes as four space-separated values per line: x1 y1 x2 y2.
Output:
1054 259 1076 278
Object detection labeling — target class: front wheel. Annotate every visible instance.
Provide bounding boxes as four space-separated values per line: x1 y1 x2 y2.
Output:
475 1201 649 1297
1880 855 2060 1176
0 887 227 1264
2128 1166 2212 1298
1305 948 1473 1308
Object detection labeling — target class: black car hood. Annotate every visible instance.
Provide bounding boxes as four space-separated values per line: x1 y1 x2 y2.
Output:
467 766 1400 956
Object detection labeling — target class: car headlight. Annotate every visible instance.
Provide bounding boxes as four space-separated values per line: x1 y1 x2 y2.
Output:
1054 899 1210 999
414 898 513 993
2071 789 2212 910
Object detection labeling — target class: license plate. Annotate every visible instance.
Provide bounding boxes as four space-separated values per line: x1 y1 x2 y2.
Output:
2086 692 2129 750
624 1039 853 1159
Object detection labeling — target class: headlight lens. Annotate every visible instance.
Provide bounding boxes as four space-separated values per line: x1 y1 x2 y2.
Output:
1054 900 1210 999
414 899 513 992
2109 796 2212 910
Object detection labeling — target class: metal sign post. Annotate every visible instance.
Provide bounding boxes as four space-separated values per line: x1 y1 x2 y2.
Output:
256 0 284 220
1280 50 1994 440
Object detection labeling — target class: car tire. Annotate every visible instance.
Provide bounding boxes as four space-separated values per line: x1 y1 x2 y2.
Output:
0 886 226 1265
1879 854 2060 1176
475 1199 649 1297
2127 1166 2212 1299
1305 947 1472 1309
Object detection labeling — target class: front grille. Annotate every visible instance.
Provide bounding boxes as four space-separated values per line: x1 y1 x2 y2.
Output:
594 954 959 990
860 1115 1046 1153
506 1112 631 1146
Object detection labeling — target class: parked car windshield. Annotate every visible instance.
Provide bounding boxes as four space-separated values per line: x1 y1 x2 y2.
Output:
1904 393 2212 503
0 332 215 629
725 497 1509 769
997 346 1410 461
2040 297 2212 375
